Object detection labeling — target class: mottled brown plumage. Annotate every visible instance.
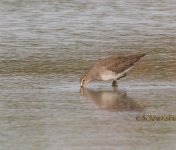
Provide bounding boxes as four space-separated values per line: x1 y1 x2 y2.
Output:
80 53 146 87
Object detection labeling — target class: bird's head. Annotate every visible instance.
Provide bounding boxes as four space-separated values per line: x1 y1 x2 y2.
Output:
80 74 92 87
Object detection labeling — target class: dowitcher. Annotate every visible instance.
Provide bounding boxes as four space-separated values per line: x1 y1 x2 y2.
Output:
80 53 145 87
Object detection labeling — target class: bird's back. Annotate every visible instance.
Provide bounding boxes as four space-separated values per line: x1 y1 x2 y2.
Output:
92 53 145 74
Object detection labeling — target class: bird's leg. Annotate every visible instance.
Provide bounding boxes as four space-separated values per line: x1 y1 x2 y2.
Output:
112 73 127 87
116 73 127 80
112 80 118 87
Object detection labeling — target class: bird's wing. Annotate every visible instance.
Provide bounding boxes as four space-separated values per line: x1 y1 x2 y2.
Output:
106 53 145 74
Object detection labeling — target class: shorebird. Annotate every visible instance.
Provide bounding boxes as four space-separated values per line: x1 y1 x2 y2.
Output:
80 53 145 87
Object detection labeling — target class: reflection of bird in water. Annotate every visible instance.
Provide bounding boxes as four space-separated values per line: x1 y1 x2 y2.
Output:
80 87 145 112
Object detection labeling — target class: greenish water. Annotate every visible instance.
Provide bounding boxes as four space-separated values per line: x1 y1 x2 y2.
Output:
0 0 176 150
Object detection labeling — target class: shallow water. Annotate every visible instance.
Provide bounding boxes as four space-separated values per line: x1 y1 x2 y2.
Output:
0 0 176 150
